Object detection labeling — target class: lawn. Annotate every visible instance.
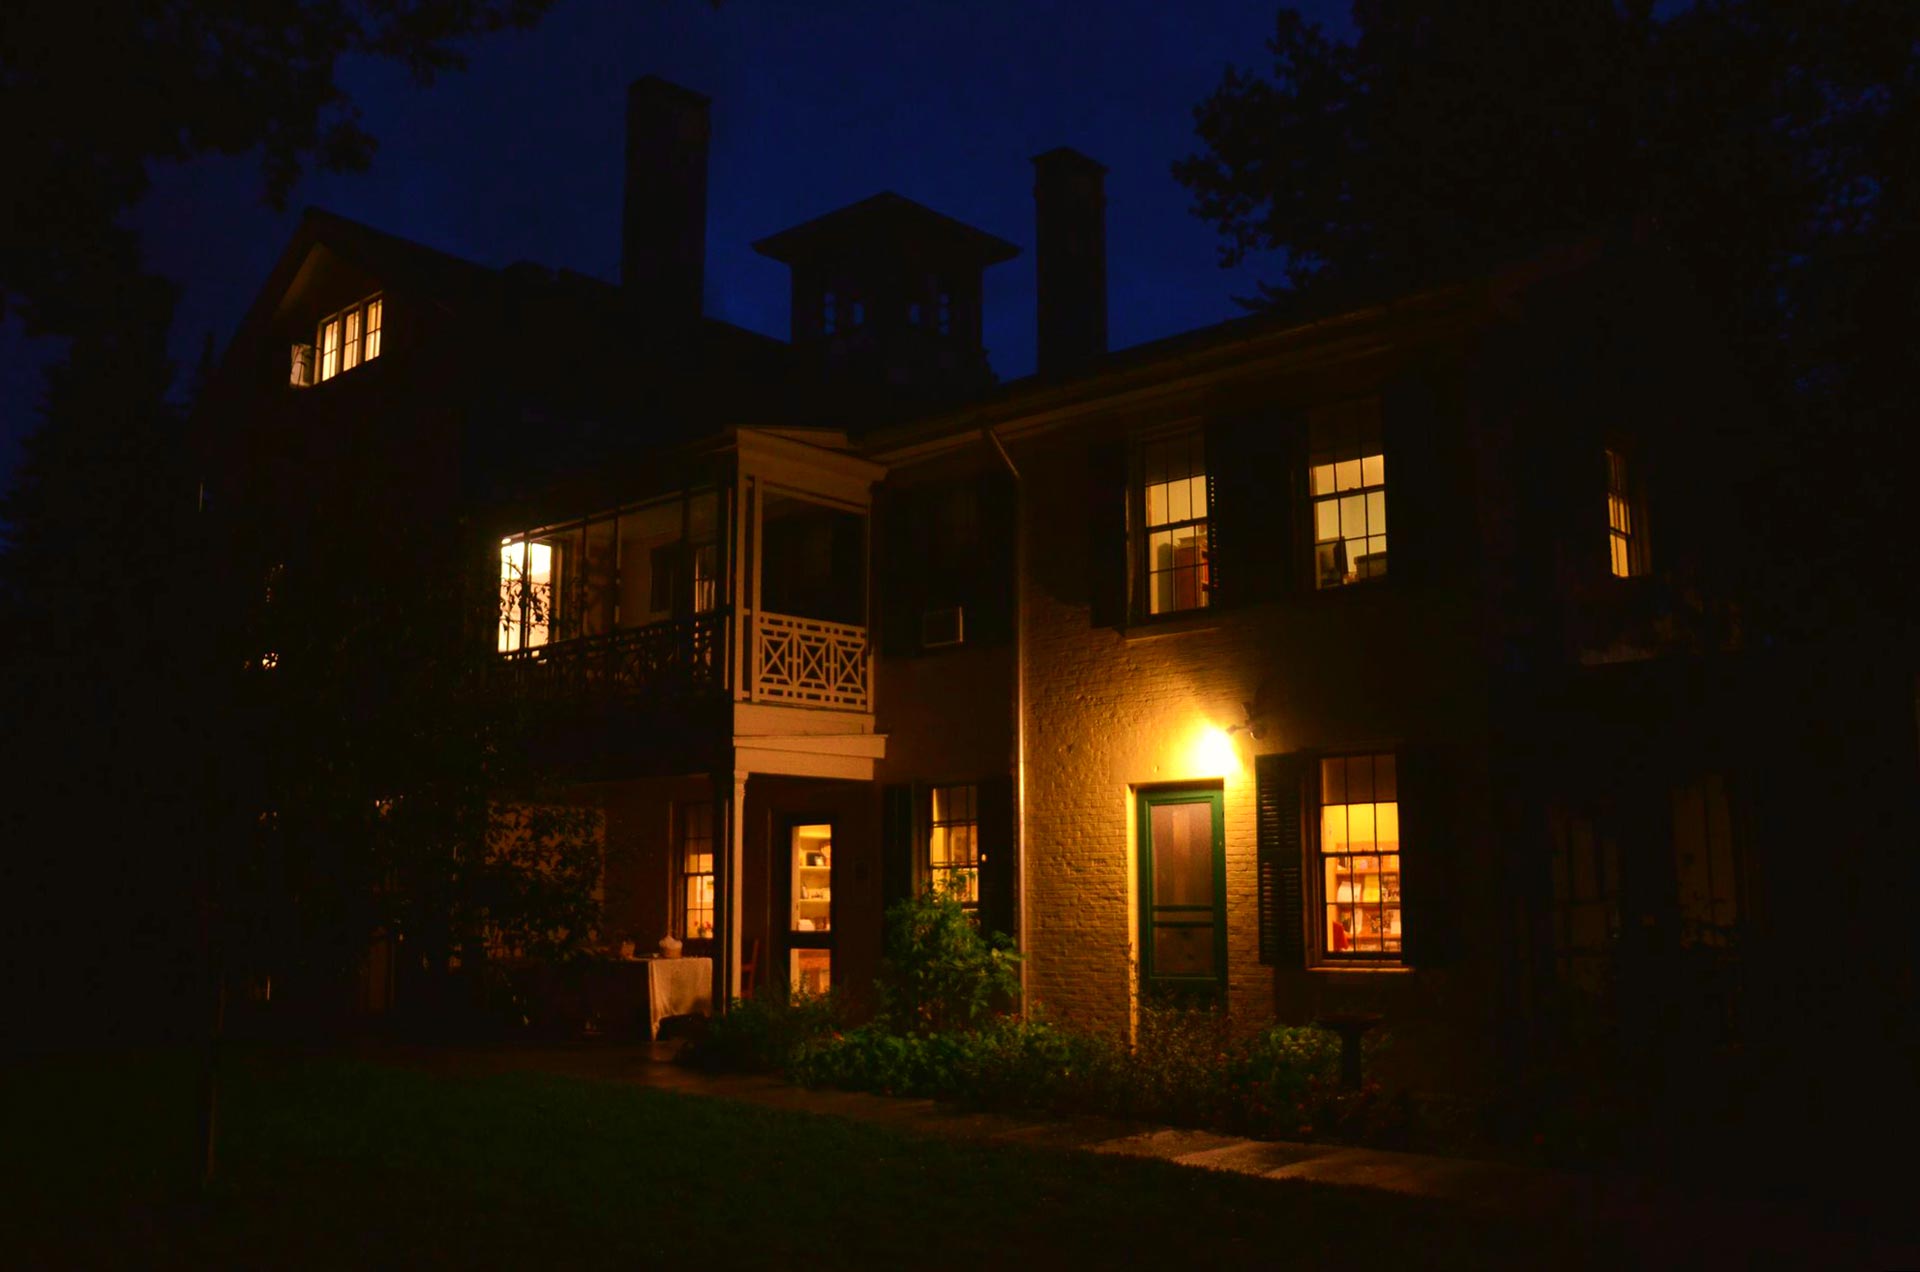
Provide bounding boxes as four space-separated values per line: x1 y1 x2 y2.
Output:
3 1048 1615 1269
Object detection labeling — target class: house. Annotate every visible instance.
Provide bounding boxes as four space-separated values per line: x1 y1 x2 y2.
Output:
200 76 1919 1094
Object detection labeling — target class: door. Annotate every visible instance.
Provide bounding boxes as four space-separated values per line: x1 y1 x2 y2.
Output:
777 816 836 996
1138 787 1226 999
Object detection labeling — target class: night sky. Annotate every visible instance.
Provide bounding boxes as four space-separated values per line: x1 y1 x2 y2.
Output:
0 0 1354 487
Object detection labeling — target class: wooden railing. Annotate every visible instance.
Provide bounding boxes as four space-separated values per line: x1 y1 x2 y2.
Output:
497 612 725 700
752 611 869 711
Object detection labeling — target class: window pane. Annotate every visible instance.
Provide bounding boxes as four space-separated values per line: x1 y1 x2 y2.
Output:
1311 463 1335 496
364 299 383 360
1152 924 1215 975
1150 801 1215 906
342 310 361 371
1362 453 1385 486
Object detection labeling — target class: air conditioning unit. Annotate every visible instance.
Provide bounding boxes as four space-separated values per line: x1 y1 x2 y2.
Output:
920 605 965 649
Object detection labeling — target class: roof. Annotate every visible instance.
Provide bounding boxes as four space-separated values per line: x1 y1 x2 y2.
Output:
752 192 1020 268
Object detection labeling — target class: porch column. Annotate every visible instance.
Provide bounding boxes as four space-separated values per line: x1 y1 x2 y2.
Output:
722 768 748 1003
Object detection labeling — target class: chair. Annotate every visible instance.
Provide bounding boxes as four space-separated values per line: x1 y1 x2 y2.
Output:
740 938 760 999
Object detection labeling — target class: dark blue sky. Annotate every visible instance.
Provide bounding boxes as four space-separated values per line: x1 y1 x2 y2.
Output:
1 0 1353 486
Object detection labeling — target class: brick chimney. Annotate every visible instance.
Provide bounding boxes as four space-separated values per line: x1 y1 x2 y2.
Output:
1032 147 1108 374
622 76 710 324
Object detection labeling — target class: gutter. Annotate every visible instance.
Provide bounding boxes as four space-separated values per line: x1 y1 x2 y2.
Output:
982 425 1029 1009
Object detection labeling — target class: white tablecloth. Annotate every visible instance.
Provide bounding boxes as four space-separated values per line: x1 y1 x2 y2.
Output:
645 956 713 1040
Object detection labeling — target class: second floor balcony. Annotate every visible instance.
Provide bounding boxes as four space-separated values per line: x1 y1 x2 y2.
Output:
494 429 882 720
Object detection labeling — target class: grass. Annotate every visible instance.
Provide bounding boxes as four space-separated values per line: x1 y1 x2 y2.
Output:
4 1047 1624 1269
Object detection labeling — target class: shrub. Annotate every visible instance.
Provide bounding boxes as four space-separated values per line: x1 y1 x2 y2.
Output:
875 888 1021 1036
681 986 843 1073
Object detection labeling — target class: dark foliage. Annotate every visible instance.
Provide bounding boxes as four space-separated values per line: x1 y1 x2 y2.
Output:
1175 0 1920 637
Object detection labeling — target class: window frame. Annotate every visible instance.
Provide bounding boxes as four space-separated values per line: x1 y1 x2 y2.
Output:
924 782 981 907
1306 397 1389 591
1136 784 1228 996
676 800 717 946
304 293 385 386
1310 751 1405 968
1133 426 1213 621
1604 445 1649 580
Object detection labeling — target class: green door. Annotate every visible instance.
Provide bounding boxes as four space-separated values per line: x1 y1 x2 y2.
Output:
1138 787 1227 998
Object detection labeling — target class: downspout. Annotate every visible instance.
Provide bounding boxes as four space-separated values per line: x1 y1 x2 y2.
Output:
983 426 1028 1009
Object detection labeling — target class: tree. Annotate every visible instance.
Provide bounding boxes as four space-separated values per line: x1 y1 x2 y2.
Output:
0 0 563 340
1174 1 1920 635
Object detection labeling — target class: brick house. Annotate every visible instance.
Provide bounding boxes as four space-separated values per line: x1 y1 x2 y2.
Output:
202 77 1918 1092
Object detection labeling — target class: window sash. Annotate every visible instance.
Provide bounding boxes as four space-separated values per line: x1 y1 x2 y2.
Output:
1314 753 1403 962
926 783 980 905
1139 431 1212 617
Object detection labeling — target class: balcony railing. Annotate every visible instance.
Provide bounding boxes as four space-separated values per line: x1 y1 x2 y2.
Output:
752 611 870 711
498 612 725 700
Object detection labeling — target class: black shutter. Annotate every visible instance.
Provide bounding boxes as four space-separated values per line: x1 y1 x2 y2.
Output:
1382 370 1460 588
969 469 1017 646
875 484 923 657
1208 411 1299 608
1255 752 1308 966
975 774 1017 944
1398 746 1461 967
881 783 918 914
1087 440 1129 628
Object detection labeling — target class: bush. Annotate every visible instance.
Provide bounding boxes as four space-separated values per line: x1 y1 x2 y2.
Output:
876 888 1021 1035
681 986 843 1073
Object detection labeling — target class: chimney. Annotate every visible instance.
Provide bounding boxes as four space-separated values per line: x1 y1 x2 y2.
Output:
622 76 710 324
1032 147 1108 374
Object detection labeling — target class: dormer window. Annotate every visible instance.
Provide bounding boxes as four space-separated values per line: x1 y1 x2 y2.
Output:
297 294 383 386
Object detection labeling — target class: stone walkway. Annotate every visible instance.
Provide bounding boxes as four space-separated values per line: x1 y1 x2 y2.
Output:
356 1039 1913 1264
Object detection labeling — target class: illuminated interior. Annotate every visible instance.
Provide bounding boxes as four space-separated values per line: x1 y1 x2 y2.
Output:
1142 431 1210 615
1320 754 1401 956
790 824 832 933
1606 448 1640 578
790 822 833 996
680 803 715 941
498 540 554 652
495 490 721 653
928 784 979 904
305 294 384 385
1310 398 1387 588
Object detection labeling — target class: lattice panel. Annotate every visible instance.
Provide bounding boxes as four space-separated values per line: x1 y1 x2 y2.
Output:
753 611 869 710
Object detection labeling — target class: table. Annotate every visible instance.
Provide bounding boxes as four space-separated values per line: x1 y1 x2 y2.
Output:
641 955 713 1040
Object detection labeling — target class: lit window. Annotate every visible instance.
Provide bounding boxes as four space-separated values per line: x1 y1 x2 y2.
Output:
1141 431 1210 616
498 538 555 653
1606 447 1646 578
1309 399 1387 588
679 803 716 942
318 317 340 382
307 294 384 384
927 784 979 904
1317 754 1401 961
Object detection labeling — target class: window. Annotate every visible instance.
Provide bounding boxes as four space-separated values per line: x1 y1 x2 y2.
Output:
1316 754 1401 960
303 294 384 385
936 289 952 335
679 802 716 942
1548 807 1619 997
822 290 837 335
1672 775 1739 946
1138 786 1226 993
496 489 720 653
1606 447 1646 578
927 783 979 904
1140 431 1211 616
1309 399 1387 588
